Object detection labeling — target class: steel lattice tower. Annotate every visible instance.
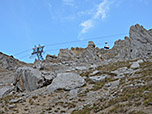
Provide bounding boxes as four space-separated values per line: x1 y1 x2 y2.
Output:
32 45 45 60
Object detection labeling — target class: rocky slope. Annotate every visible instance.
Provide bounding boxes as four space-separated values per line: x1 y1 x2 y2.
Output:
0 52 27 71
0 24 152 114
0 52 29 100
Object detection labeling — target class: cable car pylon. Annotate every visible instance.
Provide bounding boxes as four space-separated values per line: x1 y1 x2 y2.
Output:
31 44 45 60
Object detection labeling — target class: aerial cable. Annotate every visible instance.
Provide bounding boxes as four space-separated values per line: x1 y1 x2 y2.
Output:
19 54 30 59
14 48 31 56
45 33 127 47
14 33 128 57
17 39 123 59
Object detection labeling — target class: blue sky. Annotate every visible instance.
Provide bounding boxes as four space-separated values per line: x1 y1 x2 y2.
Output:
0 0 152 63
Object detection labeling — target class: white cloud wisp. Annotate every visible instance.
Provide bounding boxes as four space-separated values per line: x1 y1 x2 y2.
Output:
79 0 110 35
80 19 93 33
63 0 75 6
94 0 109 20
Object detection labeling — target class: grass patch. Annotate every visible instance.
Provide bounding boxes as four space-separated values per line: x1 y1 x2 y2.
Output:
71 105 91 114
32 96 38 100
90 82 105 91
28 98 34 105
108 104 127 113
0 95 14 104
128 110 147 114
97 61 130 72
90 77 117 91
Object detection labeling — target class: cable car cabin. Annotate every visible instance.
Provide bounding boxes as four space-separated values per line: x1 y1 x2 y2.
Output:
104 46 109 49
104 42 109 49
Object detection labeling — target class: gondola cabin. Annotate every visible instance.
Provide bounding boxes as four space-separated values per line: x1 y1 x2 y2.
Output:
104 42 109 49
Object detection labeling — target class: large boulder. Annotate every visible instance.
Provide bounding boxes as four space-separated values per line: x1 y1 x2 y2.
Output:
130 62 140 69
0 86 14 98
89 76 106 83
47 73 86 92
14 67 56 91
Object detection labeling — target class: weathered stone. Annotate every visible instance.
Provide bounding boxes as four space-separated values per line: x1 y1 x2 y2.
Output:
111 67 134 76
86 91 99 104
89 75 108 83
47 73 86 92
89 65 97 69
130 62 140 69
14 67 56 91
69 88 80 98
0 52 25 70
46 54 61 63
8 104 16 109
103 24 152 60
90 70 100 76
58 46 103 65
9 98 23 103
41 71 56 80
75 66 87 70
0 86 14 98
105 79 120 90
137 59 144 64
33 61 47 70
88 41 95 48
111 67 128 75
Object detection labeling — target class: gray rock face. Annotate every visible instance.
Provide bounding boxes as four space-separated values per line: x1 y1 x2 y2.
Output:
88 75 107 83
75 66 87 70
58 45 103 65
8 104 16 109
130 62 140 69
14 67 56 91
69 88 80 98
90 70 100 76
48 24 152 64
0 52 25 70
129 25 152 58
9 98 23 103
86 91 99 104
105 79 120 90
0 86 14 98
111 67 134 76
137 59 144 64
103 24 152 60
46 54 61 63
47 73 86 92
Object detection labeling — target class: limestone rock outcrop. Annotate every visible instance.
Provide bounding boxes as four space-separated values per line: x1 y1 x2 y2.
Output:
58 46 103 65
103 24 152 60
47 73 86 92
46 54 61 63
88 41 95 48
14 67 56 91
49 24 152 64
0 52 25 70
0 86 14 98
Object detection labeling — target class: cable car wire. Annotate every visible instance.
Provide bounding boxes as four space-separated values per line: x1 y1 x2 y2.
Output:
14 33 128 57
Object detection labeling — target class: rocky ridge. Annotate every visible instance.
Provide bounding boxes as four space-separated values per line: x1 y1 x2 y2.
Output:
0 52 27 71
0 24 152 114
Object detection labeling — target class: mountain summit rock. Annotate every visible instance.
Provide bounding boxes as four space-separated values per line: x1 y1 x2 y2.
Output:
103 24 152 60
